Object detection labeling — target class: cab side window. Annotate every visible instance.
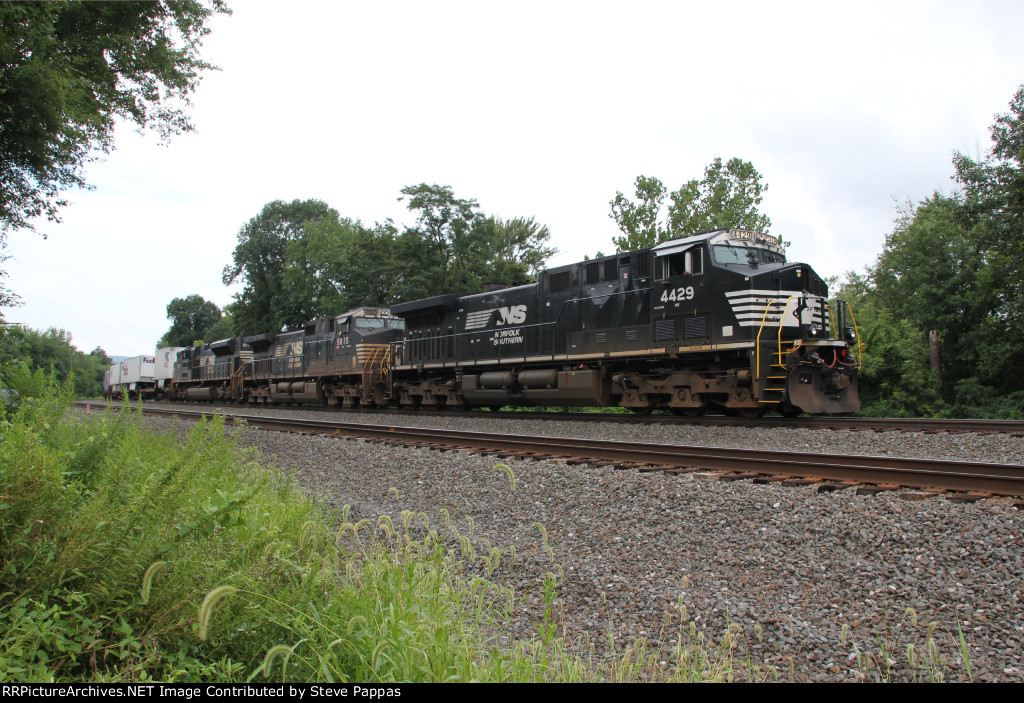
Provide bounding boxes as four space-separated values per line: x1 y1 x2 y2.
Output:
656 249 702 279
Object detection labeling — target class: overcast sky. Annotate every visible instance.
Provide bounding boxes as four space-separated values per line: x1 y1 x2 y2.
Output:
4 0 1024 356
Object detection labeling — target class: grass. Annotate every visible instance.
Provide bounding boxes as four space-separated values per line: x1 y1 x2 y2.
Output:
0 374 707 682
0 372 981 682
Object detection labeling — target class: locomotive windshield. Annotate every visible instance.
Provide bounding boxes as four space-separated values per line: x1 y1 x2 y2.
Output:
712 244 786 268
355 317 405 331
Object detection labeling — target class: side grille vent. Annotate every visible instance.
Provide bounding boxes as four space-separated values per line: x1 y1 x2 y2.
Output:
654 319 675 341
684 316 707 339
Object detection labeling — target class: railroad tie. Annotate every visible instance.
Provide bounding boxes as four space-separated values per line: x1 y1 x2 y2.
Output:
854 484 902 496
946 492 993 504
718 472 761 482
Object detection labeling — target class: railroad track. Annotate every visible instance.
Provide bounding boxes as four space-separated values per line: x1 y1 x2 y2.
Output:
101 399 1024 435
77 401 1024 499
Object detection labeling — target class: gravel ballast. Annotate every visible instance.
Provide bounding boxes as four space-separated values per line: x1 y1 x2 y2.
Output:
150 405 1024 682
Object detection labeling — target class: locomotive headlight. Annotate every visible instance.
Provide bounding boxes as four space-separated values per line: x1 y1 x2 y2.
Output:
844 326 857 343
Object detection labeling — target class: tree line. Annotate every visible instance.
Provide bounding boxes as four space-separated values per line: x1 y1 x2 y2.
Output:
0 324 111 398
835 86 1024 418
162 183 556 342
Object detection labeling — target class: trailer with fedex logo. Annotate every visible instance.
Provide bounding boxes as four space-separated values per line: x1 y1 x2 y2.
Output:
103 354 156 399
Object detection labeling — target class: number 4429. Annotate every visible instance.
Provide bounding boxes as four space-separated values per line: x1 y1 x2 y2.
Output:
661 286 694 303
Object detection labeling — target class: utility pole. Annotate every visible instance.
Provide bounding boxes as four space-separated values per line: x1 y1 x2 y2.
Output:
929 329 941 395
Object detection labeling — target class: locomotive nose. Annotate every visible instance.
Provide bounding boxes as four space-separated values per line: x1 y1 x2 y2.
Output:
752 263 827 297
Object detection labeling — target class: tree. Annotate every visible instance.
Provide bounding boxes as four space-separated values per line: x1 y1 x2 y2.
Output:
609 157 772 252
329 220 424 309
398 184 480 295
869 194 985 406
158 294 225 347
398 184 556 295
202 314 233 343
0 1 229 309
224 189 557 334
0 1 229 235
953 85 1024 362
834 271 940 417
0 324 108 397
471 215 557 284
608 175 669 251
874 195 983 340
668 157 771 237
829 85 1024 418
281 215 370 322
0 249 16 308
223 199 338 335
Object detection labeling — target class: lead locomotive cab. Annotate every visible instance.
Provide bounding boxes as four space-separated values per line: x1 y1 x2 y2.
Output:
640 228 860 415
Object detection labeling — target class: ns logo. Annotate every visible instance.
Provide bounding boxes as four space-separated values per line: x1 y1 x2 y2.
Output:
496 305 527 326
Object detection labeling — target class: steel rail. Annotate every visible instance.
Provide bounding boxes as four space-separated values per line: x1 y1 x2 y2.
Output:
79 402 1024 497
98 399 1024 434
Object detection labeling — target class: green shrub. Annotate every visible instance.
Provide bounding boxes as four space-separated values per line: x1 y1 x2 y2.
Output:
0 373 767 683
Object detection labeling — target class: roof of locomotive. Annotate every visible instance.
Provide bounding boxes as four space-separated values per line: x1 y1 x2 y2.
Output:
391 281 538 317
650 229 727 250
390 293 463 316
333 306 394 322
457 281 535 302
650 228 784 256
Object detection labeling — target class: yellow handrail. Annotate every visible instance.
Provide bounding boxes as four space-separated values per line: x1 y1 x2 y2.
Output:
839 299 863 362
776 296 798 355
754 297 778 382
756 295 810 382
230 361 248 393
378 345 391 387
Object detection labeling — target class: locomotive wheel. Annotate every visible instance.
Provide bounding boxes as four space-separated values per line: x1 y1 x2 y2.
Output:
670 396 708 417
732 406 767 418
488 405 503 412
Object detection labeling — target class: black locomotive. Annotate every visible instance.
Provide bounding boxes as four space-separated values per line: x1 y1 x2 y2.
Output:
170 307 404 406
167 229 861 416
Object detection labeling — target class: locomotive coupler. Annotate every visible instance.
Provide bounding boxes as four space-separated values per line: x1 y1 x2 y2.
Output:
826 371 851 391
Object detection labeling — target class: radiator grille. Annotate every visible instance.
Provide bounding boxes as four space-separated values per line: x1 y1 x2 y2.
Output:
654 319 675 341
684 316 707 339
